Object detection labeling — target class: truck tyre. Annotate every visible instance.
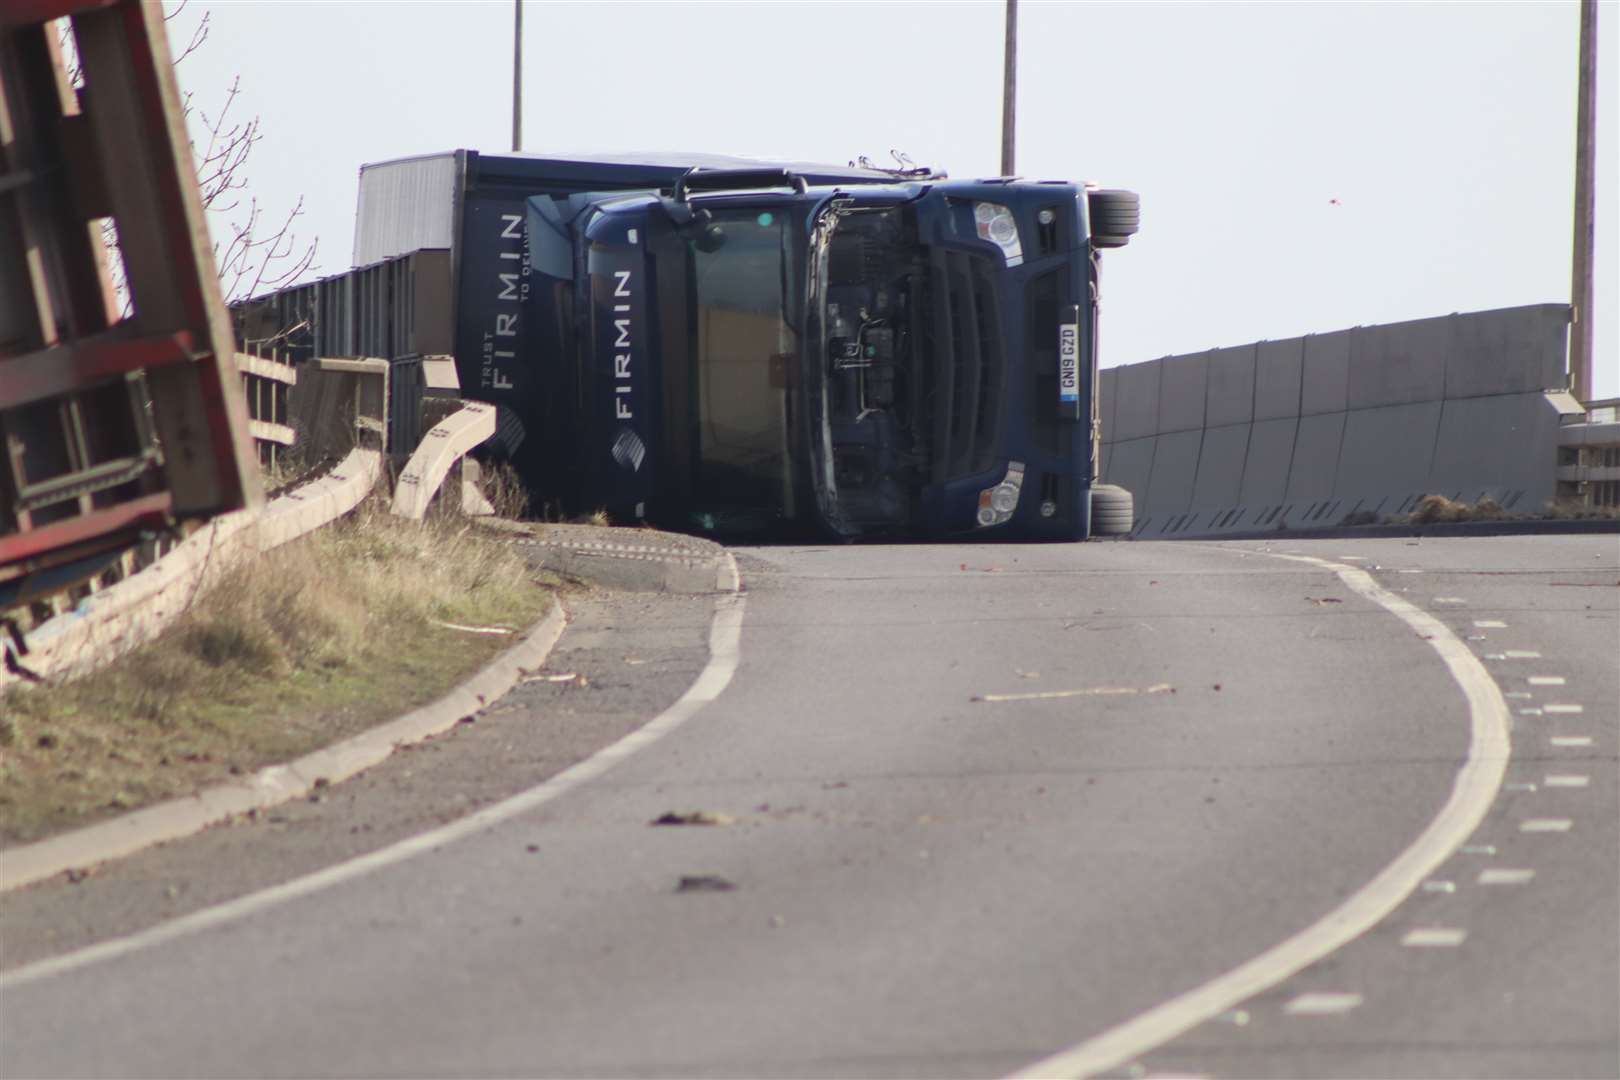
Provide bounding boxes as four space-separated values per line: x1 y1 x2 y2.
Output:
1088 189 1140 249
1091 483 1134 536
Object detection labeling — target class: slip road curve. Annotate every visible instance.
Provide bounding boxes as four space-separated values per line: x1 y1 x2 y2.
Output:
0 535 1613 1079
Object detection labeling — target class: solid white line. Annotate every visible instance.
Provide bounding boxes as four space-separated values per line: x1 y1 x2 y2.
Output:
1520 818 1573 833
1008 553 1511 1079
1543 775 1589 788
1284 992 1363 1016
0 563 748 992
1478 869 1536 885
1401 927 1467 947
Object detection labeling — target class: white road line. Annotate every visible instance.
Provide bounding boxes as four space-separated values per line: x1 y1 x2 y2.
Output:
1542 704 1585 715
1284 992 1364 1016
1401 928 1467 947
1433 597 1467 605
1421 880 1456 893
1461 844 1498 856
1544 774 1590 788
1502 650 1542 659
1529 676 1567 686
1518 708 1543 717
1009 552 1510 1079
1520 818 1574 833
1474 620 1508 629
1503 782 1538 792
1478 869 1536 885
1550 736 1594 748
0 562 748 992
1504 692 1534 700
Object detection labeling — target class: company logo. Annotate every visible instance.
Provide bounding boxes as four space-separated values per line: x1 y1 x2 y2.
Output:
611 428 646 472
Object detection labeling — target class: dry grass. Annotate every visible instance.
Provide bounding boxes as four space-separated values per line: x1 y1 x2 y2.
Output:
0 499 554 847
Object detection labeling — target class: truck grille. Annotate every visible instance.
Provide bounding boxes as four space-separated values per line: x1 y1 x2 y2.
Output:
927 250 1005 482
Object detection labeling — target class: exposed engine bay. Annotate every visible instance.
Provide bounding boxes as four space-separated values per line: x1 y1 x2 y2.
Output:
814 204 929 533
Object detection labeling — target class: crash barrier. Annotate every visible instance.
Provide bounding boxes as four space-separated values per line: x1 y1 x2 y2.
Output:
231 251 451 455
391 403 497 521
0 360 390 689
235 353 297 470
1556 399 1620 509
1098 304 1583 536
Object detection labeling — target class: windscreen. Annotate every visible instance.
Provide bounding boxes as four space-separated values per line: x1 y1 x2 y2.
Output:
690 208 800 522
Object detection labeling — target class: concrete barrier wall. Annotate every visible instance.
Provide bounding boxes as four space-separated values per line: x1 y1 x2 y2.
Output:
1099 304 1574 537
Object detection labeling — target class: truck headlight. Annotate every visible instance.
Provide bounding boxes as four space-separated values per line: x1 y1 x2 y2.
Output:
977 461 1025 527
974 202 1023 266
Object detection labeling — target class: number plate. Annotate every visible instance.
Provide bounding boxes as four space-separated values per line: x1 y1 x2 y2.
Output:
1059 321 1080 413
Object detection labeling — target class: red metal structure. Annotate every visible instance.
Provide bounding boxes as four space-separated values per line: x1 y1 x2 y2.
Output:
0 0 259 596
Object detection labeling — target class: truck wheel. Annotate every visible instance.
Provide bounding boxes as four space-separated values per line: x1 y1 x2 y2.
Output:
1091 483 1134 536
1088 189 1140 249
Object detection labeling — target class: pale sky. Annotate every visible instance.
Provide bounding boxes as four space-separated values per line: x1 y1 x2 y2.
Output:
171 0 1617 399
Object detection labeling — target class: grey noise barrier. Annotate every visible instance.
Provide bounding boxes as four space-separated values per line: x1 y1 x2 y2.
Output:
1098 304 1585 538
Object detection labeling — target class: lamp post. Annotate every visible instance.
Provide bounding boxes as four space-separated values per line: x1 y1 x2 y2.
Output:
1570 0 1597 403
1001 0 1017 176
512 0 523 152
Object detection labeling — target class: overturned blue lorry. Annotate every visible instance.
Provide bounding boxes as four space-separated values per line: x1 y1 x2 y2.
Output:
236 150 1139 540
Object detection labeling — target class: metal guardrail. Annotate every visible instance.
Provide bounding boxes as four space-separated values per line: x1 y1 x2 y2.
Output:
1 358 390 688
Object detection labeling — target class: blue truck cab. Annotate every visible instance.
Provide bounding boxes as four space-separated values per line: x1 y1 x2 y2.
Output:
355 150 1139 539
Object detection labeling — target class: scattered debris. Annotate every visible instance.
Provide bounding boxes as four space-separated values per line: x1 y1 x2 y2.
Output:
433 621 516 635
821 780 849 790
650 810 737 827
972 684 1175 703
1306 596 1343 605
525 843 539 853
63 867 92 884
676 874 737 893
521 671 589 687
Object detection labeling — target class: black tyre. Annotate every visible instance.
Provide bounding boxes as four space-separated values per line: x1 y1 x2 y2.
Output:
1087 189 1140 249
1091 483 1134 536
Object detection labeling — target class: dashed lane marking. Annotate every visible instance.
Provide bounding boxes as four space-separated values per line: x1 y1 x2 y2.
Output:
1518 708 1543 716
1461 844 1498 856
1550 736 1594 748
1504 692 1534 700
1502 650 1542 659
1529 676 1567 686
1433 597 1467 604
1478 869 1536 885
1544 774 1590 788
1401 928 1468 948
1520 818 1574 833
1283 993 1364 1016
1421 880 1456 894
1474 620 1508 629
1542 704 1585 715
1008 551 1510 1079
1504 782 1538 792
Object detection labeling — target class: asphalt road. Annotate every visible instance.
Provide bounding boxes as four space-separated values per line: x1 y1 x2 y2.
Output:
0 534 1614 1079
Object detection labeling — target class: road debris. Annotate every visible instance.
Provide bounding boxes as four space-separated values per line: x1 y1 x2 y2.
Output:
972 684 1175 703
676 874 737 893
650 810 737 827
1306 596 1343 605
520 671 589 687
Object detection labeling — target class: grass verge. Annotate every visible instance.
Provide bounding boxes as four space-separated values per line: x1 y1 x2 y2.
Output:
0 500 556 848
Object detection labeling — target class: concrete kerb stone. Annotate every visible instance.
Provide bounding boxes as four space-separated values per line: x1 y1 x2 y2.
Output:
0 533 744 893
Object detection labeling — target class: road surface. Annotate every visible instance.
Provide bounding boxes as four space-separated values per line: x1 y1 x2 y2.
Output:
1 534 1614 1079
